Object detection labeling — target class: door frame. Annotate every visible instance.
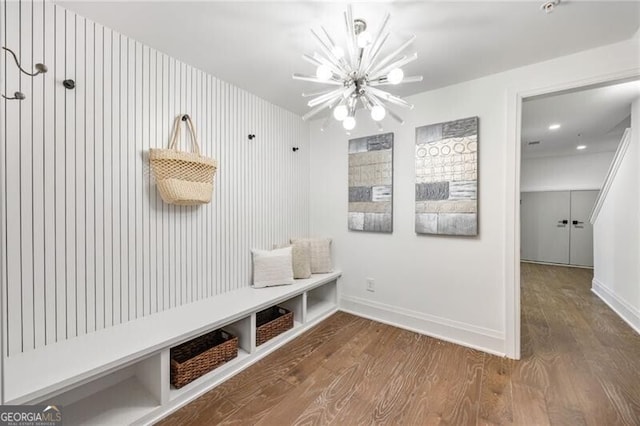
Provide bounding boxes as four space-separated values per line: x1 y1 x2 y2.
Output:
504 68 640 360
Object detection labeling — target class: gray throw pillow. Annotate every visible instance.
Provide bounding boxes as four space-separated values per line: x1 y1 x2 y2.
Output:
290 238 333 274
274 240 312 279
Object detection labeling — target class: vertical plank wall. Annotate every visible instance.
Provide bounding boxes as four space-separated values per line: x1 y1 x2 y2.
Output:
0 0 310 357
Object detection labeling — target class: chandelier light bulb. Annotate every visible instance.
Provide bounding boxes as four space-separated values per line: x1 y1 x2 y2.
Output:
343 116 356 130
316 65 332 81
371 105 386 121
333 104 349 121
332 46 345 59
357 31 373 48
388 68 404 84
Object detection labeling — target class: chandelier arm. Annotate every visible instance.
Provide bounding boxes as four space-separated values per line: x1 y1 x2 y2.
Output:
367 86 413 109
358 13 390 75
310 30 350 75
348 103 356 118
370 75 423 86
320 25 338 47
308 92 343 109
357 51 368 77
302 88 337 98
368 35 416 76
345 6 358 67
362 93 379 110
365 93 404 125
369 53 418 80
359 96 374 114
347 94 358 110
357 41 374 76
311 53 349 79
373 55 406 77
386 109 405 125
302 54 323 67
371 13 391 49
302 96 342 121
292 73 344 85
320 26 350 70
308 86 353 107
356 47 366 75
363 32 390 75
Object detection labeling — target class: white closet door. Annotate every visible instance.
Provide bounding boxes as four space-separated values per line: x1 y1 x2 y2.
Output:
521 191 571 264
569 190 598 267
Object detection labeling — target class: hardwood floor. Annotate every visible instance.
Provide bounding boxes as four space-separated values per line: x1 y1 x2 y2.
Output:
157 263 640 425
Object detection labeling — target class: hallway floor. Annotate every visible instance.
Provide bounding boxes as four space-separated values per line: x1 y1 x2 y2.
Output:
158 263 640 425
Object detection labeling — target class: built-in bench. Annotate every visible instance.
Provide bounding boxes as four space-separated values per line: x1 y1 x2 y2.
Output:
4 271 341 425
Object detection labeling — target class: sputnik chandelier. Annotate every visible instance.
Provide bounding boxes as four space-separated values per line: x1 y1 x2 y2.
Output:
293 5 422 131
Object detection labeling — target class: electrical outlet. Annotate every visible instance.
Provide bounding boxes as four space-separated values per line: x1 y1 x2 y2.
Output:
366 278 375 292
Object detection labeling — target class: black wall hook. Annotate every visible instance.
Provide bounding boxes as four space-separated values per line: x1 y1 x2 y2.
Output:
63 79 75 90
1 91 25 101
181 114 190 122
292 147 299 152
248 134 256 140
3 46 48 77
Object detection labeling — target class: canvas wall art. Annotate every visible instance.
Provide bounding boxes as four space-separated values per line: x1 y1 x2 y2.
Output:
348 133 394 233
415 117 478 236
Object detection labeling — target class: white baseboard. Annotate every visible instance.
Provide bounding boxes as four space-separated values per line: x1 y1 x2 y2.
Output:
592 278 640 334
340 295 506 357
521 260 593 269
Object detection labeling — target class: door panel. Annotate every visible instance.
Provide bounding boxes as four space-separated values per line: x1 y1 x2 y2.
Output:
521 191 571 264
569 190 598 267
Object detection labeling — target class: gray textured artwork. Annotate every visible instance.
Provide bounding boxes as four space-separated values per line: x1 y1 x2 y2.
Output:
348 133 393 233
415 117 478 236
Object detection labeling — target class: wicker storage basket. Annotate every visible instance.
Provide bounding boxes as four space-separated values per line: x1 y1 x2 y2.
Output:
170 329 238 389
150 114 217 206
256 306 294 346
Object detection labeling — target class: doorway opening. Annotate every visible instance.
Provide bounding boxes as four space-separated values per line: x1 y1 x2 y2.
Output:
518 78 639 356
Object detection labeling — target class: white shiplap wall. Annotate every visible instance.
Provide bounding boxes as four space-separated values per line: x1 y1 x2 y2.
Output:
0 0 310 356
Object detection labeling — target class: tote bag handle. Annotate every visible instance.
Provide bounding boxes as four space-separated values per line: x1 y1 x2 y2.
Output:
168 114 201 156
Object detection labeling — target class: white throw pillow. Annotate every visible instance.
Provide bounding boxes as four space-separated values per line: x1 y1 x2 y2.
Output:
290 238 333 273
252 247 294 288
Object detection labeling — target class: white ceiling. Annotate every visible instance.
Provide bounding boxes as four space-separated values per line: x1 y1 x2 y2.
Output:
521 80 640 159
56 1 640 116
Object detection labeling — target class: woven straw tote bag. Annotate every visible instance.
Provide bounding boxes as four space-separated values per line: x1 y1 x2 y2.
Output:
150 114 217 205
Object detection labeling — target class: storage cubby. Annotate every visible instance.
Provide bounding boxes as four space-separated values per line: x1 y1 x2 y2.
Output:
43 352 167 426
222 316 253 354
306 279 338 322
278 294 304 327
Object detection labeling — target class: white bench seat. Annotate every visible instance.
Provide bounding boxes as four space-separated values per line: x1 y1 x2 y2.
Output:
4 271 341 405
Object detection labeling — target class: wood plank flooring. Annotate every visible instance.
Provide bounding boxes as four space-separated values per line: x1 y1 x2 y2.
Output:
157 263 640 425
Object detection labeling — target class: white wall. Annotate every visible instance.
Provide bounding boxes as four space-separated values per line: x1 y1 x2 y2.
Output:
0 1 309 356
310 35 640 356
521 151 614 192
592 99 639 333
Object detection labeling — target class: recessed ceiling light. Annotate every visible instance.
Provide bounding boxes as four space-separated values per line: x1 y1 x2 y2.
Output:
576 145 587 150
548 124 561 130
541 0 561 14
